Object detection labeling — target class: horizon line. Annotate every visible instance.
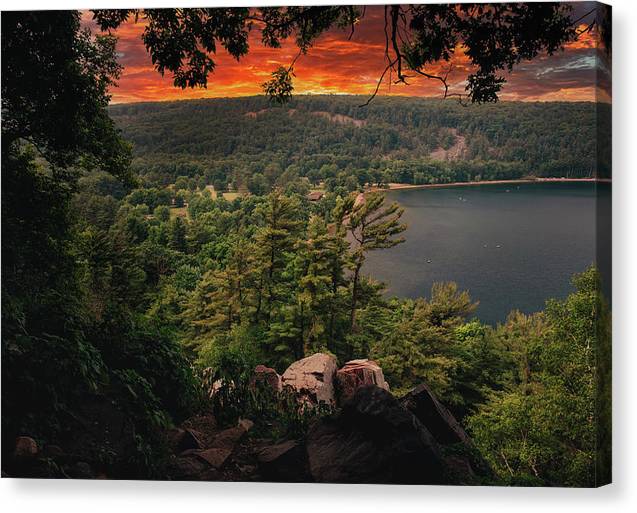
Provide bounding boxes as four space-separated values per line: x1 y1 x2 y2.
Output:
109 93 611 107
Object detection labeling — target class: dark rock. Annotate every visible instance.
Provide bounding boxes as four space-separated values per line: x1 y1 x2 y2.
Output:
198 467 223 481
257 440 309 482
8 437 65 478
214 425 248 447
443 454 477 485
335 359 389 405
14 436 38 458
178 448 201 457
306 385 444 484
180 414 217 448
194 425 248 469
196 447 233 468
168 455 209 480
399 383 470 445
251 365 282 392
400 383 495 483
167 427 204 453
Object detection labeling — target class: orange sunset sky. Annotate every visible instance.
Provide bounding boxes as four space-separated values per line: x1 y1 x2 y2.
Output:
83 3 611 105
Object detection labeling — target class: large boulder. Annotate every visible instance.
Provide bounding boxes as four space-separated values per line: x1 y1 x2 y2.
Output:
400 383 495 484
306 385 445 484
399 383 470 445
335 359 389 405
251 364 282 392
281 353 337 405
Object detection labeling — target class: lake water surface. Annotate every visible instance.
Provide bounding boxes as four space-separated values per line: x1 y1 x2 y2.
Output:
364 182 611 324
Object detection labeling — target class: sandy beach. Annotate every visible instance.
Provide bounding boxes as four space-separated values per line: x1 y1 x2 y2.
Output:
367 177 611 193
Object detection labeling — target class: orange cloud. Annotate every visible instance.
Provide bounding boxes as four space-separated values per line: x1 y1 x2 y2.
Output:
83 5 609 104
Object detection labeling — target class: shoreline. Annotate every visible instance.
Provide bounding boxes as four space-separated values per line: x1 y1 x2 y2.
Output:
367 177 611 193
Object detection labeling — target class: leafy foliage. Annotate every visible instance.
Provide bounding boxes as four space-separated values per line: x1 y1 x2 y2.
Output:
197 333 333 439
1 11 132 181
1 11 197 478
467 268 611 486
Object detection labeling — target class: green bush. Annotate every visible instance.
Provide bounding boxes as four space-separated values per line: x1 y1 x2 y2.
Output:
198 337 333 439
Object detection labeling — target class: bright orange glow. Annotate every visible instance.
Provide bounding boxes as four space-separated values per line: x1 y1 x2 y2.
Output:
83 7 609 104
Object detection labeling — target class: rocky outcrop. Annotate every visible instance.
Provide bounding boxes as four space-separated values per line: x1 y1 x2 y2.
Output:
335 359 389 404
400 383 494 484
400 383 470 445
281 353 337 405
251 364 282 392
3 353 489 484
166 417 252 479
306 385 445 484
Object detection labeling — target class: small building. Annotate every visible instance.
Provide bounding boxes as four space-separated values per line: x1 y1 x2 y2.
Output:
307 191 325 202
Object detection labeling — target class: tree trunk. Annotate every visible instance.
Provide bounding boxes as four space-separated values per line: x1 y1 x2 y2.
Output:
296 303 305 360
350 261 362 333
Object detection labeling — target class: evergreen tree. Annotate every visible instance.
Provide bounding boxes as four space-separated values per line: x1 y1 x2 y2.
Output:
182 237 257 351
169 217 187 252
372 282 478 398
253 193 302 324
295 216 336 357
344 192 406 332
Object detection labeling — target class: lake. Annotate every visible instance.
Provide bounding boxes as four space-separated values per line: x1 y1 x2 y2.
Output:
364 182 611 325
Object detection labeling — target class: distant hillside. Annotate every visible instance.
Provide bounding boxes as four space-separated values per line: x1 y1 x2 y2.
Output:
109 95 611 190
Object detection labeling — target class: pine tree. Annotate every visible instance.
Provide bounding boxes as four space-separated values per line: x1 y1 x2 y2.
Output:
295 216 336 357
169 216 187 252
344 192 406 332
181 237 257 351
253 192 302 324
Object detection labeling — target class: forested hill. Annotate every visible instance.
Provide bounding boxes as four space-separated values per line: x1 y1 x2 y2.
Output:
109 95 610 190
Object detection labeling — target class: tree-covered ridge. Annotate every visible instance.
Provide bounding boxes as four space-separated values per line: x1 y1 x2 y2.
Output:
110 96 611 191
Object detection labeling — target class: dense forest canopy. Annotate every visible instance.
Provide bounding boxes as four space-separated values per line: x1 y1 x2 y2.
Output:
110 95 611 192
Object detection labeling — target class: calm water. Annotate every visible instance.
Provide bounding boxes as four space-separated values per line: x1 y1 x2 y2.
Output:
364 182 611 325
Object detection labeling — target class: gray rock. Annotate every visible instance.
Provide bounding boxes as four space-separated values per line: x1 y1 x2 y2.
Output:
282 353 337 405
